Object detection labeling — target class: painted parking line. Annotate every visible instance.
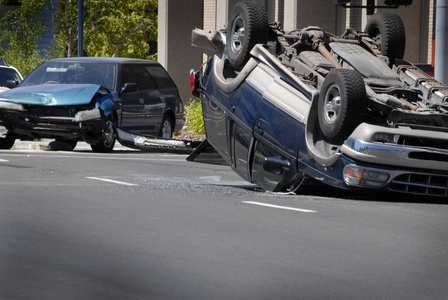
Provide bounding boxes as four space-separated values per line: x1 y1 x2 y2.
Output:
242 201 316 213
86 177 139 186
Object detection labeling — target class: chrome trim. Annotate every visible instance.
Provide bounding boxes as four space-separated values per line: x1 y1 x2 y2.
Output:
341 136 448 172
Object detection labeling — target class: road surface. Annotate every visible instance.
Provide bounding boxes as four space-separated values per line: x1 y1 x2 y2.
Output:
0 144 447 299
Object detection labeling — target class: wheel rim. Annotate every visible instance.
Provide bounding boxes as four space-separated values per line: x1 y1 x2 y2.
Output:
161 119 172 139
103 120 115 148
323 84 342 125
230 16 245 55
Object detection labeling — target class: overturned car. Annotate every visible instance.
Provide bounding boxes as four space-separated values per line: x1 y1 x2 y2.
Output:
0 57 184 152
189 1 448 197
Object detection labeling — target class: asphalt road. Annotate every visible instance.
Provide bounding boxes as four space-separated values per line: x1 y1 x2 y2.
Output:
0 142 447 300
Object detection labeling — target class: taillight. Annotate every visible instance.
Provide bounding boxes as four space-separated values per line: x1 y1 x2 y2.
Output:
190 69 196 92
190 69 201 97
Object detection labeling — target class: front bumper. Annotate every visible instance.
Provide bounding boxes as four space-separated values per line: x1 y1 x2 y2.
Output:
340 123 448 197
341 123 448 171
0 105 104 139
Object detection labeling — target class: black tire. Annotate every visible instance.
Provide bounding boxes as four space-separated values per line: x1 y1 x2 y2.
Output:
365 12 405 64
90 119 116 153
227 1 269 71
318 69 366 143
160 114 174 139
0 132 15 149
54 138 78 151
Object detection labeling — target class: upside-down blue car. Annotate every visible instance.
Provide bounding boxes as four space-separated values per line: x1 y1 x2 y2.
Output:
189 1 448 197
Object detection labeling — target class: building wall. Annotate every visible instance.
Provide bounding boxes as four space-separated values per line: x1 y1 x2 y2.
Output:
158 0 204 103
283 0 338 33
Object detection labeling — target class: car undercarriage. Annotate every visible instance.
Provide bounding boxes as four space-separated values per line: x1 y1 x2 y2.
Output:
190 0 448 197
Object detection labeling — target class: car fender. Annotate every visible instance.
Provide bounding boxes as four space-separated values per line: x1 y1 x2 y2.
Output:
95 93 116 118
304 91 342 167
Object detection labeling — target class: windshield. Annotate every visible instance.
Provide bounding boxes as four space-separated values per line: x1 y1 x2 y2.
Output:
21 61 116 90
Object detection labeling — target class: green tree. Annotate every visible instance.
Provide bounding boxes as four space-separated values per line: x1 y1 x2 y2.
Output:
51 0 78 57
0 0 51 75
84 0 157 59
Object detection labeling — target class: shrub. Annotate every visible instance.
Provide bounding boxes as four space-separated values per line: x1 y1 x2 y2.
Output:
184 98 205 135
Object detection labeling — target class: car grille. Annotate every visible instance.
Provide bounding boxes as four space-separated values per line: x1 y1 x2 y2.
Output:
389 173 448 197
25 106 75 117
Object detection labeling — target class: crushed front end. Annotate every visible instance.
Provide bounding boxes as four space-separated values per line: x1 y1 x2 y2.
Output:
0 84 116 144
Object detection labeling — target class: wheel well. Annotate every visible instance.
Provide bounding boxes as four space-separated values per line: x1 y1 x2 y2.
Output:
164 110 175 127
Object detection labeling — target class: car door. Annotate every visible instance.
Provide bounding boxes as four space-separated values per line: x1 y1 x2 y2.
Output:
131 64 164 135
119 64 162 135
250 100 302 192
144 64 178 134
119 64 146 132
228 83 261 181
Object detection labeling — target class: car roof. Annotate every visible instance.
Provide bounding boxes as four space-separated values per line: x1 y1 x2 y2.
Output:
48 57 160 65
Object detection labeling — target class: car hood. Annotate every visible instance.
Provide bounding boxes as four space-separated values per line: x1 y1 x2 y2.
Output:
0 84 101 106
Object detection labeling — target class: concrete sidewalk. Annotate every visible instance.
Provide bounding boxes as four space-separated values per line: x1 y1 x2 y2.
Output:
11 139 132 151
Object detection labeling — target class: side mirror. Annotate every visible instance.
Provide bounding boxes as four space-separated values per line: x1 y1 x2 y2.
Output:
262 157 291 175
120 83 138 94
5 80 18 89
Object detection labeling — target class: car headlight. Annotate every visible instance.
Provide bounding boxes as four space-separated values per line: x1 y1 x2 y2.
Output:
343 165 390 187
74 108 101 121
0 102 25 111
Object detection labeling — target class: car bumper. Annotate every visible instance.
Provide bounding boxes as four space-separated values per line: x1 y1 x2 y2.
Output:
339 123 448 197
0 106 105 139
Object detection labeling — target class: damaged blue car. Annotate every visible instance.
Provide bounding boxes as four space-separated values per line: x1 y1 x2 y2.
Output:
0 57 184 152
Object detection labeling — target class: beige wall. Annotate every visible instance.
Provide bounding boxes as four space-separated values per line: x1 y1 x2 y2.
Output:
158 0 204 103
284 0 338 33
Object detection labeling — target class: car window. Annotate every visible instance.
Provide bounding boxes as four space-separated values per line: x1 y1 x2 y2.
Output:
20 62 116 90
145 65 176 89
0 68 22 86
131 65 157 90
120 64 137 89
251 141 293 192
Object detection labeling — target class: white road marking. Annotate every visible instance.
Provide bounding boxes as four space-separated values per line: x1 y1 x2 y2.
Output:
86 177 139 186
0 159 9 162
242 201 316 213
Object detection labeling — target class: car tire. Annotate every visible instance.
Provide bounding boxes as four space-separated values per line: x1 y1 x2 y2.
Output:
227 1 269 71
318 69 366 143
160 114 174 139
54 138 78 151
90 119 116 153
0 132 15 149
365 12 405 64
